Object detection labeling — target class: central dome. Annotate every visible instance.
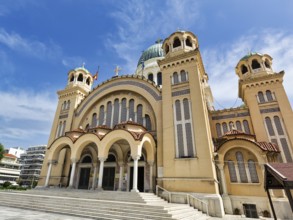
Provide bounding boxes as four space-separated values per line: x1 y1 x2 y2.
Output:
137 42 164 66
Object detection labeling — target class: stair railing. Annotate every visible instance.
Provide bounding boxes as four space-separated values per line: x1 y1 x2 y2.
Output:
155 185 209 216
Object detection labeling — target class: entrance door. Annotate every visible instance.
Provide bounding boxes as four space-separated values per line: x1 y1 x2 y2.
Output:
102 167 115 190
129 167 144 192
78 168 91 189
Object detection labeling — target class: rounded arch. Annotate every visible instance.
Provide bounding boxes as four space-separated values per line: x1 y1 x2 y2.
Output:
110 143 124 162
48 136 74 161
173 37 181 48
138 133 156 162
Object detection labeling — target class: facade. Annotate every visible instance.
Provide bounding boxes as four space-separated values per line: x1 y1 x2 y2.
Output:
0 153 21 185
38 31 293 218
19 145 46 187
5 147 26 158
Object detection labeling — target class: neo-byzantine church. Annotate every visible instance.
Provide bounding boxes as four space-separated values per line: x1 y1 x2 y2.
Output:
38 31 293 218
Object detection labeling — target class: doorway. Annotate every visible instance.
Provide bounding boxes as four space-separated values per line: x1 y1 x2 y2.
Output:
129 166 144 192
78 167 91 189
102 167 116 190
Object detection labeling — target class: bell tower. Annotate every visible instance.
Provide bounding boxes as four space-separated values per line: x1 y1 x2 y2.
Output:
158 31 220 198
47 66 94 146
236 53 293 162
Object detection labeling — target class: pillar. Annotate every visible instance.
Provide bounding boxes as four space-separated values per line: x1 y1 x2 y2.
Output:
148 161 154 192
68 159 77 188
91 163 98 190
131 155 140 192
217 164 228 194
97 157 106 190
118 162 124 191
44 161 54 187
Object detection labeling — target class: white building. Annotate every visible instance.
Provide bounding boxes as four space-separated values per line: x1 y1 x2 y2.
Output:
0 153 21 185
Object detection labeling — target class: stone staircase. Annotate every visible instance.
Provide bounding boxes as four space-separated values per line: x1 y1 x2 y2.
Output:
0 189 208 220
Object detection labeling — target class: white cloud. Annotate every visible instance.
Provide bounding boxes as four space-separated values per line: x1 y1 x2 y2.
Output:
0 28 62 59
202 29 293 109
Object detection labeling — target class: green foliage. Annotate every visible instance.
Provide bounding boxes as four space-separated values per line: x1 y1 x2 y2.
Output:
3 181 12 188
0 143 4 161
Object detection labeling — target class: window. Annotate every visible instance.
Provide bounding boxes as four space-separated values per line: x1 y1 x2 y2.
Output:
77 73 83 82
173 72 179 84
175 100 181 121
82 156 92 163
222 122 228 134
236 151 248 183
243 120 250 134
137 104 143 125
91 113 97 128
113 99 119 126
165 45 169 54
241 65 248 74
86 77 90 85
148 73 154 81
185 37 192 47
129 99 135 120
106 101 112 127
266 90 273 102
258 91 265 103
236 121 242 131
180 70 187 82
228 161 237 182
145 114 151 131
183 99 190 120
121 98 127 122
264 59 270 68
251 59 261 69
265 117 275 136
216 123 222 137
157 72 162 86
61 121 66 136
243 204 258 218
70 75 74 82
173 37 181 48
98 105 105 125
248 160 259 183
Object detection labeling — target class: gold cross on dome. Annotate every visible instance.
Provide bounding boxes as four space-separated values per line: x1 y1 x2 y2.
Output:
114 65 121 76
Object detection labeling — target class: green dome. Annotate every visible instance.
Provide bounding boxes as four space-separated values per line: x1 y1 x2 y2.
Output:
137 42 164 66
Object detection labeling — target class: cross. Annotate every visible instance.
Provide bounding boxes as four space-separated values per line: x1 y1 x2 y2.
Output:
114 65 121 76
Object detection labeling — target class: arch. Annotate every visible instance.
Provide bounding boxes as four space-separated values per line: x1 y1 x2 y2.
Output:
81 155 92 163
70 74 74 82
185 37 192 47
72 134 100 162
258 91 265 103
180 70 187 82
264 59 270 68
251 59 261 69
165 44 169 54
173 37 181 48
266 90 273 102
241 65 248 74
110 143 124 162
157 72 162 86
86 77 90 85
77 73 83 82
173 72 179 84
91 113 97 128
138 133 156 162
148 73 154 82
48 136 74 161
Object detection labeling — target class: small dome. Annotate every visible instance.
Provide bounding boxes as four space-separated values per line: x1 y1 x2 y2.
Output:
137 42 164 66
240 52 263 61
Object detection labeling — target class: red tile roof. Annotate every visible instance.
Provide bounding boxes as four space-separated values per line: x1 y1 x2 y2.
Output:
268 163 293 181
4 153 17 159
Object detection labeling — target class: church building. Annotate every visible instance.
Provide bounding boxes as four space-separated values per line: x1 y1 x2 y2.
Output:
38 31 293 218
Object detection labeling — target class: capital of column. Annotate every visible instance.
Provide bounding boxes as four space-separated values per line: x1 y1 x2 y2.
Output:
118 161 125 167
48 160 57 165
99 157 107 162
148 161 154 166
131 155 141 161
71 158 79 164
216 163 225 170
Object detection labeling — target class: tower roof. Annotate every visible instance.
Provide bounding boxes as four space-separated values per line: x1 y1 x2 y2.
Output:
137 42 164 66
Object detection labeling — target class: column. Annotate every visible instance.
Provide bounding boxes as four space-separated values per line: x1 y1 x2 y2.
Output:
148 161 154 192
68 159 77 188
97 157 106 190
91 163 98 190
44 161 54 187
131 155 140 192
118 162 124 191
217 164 227 194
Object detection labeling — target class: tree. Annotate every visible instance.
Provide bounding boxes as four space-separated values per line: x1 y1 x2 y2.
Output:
0 143 4 161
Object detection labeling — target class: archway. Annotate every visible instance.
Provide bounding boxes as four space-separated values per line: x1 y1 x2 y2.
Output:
78 155 92 189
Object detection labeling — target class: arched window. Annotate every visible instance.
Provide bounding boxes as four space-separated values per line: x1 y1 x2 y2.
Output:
236 121 242 131
228 160 237 182
70 74 74 82
137 104 143 125
145 114 151 131
243 120 250 134
121 98 127 122
222 122 228 134
107 154 116 162
180 70 187 82
98 105 105 125
173 37 181 48
236 151 248 183
185 37 192 47
264 59 270 68
258 91 265 103
175 100 181 121
273 116 284 135
183 99 190 120
82 156 92 163
165 45 169 54
56 121 62 138
157 72 162 86
61 121 66 136
106 101 112 127
113 99 119 126
77 73 83 82
91 113 97 128
266 90 273 102
216 123 222 137
248 160 259 183
86 77 90 85
173 72 179 84
129 99 135 120
251 59 261 69
62 101 66 110
148 73 154 81
241 65 248 74
67 100 70 110
229 121 234 130
265 117 275 136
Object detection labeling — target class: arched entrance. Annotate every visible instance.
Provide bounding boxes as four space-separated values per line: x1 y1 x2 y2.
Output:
102 154 116 190
78 155 92 189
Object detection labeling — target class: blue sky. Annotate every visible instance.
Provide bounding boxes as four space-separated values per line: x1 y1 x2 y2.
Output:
1 0 293 149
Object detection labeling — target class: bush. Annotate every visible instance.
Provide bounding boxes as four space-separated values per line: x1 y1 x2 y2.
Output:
3 181 12 188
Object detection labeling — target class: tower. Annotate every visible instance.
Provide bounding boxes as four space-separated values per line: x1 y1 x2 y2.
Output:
47 67 94 146
236 53 293 162
158 31 220 198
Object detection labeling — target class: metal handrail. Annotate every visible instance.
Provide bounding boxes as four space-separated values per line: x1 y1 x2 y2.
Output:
155 185 209 216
